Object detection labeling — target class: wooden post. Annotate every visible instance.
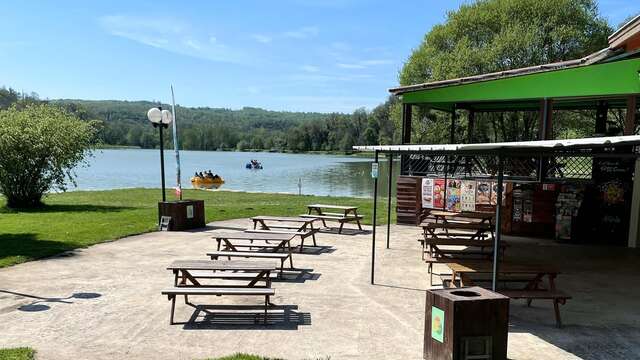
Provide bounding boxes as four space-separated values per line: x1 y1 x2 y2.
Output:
401 103 412 144
538 98 553 140
595 100 608 135
625 95 637 135
450 105 457 144
468 110 475 143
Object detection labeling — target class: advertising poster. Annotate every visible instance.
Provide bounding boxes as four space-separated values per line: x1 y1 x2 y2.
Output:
433 179 446 209
490 182 506 205
446 179 461 212
460 180 476 212
476 181 491 205
422 178 434 209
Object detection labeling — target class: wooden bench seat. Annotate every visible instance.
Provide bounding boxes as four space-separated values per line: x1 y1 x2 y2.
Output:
207 251 291 275
185 270 278 280
245 229 317 250
161 287 275 325
300 214 363 220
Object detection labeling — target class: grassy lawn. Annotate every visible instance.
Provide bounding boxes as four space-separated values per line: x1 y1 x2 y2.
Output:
0 188 394 268
0 348 35 360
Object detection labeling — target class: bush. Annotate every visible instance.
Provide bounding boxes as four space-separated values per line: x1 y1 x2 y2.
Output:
0 104 96 208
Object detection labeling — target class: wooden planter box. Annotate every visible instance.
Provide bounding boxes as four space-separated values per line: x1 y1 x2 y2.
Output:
424 287 509 360
158 200 205 231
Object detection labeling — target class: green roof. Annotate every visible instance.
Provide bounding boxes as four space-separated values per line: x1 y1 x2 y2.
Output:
394 57 640 111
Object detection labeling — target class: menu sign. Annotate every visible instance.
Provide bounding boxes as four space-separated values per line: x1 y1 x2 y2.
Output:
422 178 434 209
460 180 476 212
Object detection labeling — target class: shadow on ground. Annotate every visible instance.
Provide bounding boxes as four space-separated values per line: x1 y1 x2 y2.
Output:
0 204 134 214
0 233 83 266
0 289 102 313
182 304 310 330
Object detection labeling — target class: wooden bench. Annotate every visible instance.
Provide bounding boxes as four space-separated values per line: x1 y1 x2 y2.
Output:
207 251 292 275
161 287 275 325
245 229 318 250
305 204 364 233
499 290 572 328
185 270 278 281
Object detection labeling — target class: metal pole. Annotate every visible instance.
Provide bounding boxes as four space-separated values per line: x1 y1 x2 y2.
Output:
170 85 182 200
159 124 166 202
492 154 504 291
371 151 379 285
386 153 393 249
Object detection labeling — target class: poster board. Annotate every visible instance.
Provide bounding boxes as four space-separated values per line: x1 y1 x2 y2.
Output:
460 180 476 212
433 179 445 209
446 179 461 212
476 181 491 205
422 178 434 209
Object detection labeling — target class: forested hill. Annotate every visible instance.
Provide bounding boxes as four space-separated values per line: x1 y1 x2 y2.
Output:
49 98 397 152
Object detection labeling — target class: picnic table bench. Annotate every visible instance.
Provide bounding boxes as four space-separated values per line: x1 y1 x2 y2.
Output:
445 260 571 327
429 210 495 225
301 204 364 233
162 260 277 324
421 221 494 241
250 216 320 250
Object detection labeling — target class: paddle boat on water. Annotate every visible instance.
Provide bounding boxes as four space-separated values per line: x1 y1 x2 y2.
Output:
191 171 224 189
246 159 263 169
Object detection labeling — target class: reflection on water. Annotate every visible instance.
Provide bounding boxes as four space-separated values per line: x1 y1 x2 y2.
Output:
73 149 398 198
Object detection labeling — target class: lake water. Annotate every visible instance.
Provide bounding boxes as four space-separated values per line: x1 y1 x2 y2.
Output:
73 149 398 198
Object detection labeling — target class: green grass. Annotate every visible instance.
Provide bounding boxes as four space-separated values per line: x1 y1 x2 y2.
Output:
0 348 35 360
206 354 281 360
0 188 394 268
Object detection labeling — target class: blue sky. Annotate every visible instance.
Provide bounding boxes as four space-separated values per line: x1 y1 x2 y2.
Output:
0 0 638 113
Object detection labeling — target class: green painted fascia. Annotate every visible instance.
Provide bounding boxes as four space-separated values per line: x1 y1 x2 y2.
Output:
401 58 640 105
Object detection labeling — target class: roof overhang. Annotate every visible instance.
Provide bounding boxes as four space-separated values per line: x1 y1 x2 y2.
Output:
389 58 640 111
353 135 640 156
609 14 640 51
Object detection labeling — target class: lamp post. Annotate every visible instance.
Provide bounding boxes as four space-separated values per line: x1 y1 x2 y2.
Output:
147 107 173 202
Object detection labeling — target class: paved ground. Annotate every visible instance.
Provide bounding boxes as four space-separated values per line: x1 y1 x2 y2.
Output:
1 219 639 359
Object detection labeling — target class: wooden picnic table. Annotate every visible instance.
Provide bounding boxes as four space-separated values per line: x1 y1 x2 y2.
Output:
167 259 277 287
250 216 320 250
163 259 278 324
303 204 364 233
445 260 571 327
211 232 295 272
429 210 495 225
421 221 494 241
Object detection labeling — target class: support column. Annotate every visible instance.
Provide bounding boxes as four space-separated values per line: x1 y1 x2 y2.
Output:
386 153 393 249
468 110 476 143
371 151 379 285
450 105 457 144
624 95 637 135
401 104 412 144
538 98 554 140
629 159 640 248
595 100 608 135
492 154 505 292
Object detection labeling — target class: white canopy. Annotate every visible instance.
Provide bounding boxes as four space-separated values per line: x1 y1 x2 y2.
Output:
353 135 640 154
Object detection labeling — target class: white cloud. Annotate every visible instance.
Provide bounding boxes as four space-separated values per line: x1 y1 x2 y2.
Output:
337 63 366 69
276 95 381 113
337 59 393 69
99 15 247 64
300 65 320 72
283 26 319 39
251 34 273 44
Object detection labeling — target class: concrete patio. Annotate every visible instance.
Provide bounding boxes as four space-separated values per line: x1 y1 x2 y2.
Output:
0 219 638 359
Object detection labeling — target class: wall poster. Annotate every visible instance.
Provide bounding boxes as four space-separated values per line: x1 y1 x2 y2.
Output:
460 180 476 212
422 178 434 209
476 181 492 205
446 179 462 212
433 179 446 209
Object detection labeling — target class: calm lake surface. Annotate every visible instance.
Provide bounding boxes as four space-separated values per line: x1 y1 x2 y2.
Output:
73 149 398 198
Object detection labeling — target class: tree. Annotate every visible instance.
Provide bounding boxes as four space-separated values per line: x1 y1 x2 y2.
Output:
0 104 96 207
398 0 612 142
